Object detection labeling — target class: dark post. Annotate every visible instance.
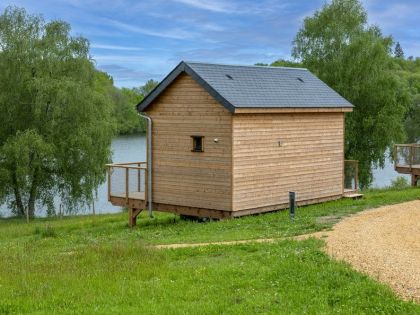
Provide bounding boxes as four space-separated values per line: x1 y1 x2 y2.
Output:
289 192 296 219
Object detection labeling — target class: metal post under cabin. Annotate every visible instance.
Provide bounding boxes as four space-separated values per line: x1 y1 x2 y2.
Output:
289 192 296 219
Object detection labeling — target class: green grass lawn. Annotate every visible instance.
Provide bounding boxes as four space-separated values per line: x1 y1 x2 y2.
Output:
0 188 419 314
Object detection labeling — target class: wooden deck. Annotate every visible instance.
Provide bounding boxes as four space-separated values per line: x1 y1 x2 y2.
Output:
395 164 420 175
111 191 146 200
107 162 148 226
394 144 420 186
107 159 363 226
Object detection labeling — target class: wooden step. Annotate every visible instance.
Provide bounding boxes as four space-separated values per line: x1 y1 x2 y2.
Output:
343 193 364 200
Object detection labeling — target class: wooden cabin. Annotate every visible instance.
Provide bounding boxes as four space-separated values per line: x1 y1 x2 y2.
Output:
107 61 358 226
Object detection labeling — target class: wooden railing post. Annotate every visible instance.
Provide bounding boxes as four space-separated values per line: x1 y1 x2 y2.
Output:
145 169 148 207
355 161 359 191
105 162 148 217
107 166 111 201
137 163 141 192
409 145 414 170
393 145 397 170
125 167 129 204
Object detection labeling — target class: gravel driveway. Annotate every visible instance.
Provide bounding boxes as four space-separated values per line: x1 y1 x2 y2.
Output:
321 200 420 302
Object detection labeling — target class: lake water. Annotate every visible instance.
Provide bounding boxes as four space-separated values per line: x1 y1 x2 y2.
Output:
0 134 410 217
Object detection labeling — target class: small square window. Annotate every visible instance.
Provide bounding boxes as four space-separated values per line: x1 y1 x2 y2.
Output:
191 135 204 152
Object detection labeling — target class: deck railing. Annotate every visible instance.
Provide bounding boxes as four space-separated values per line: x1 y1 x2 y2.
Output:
394 144 420 169
106 162 147 203
344 160 359 192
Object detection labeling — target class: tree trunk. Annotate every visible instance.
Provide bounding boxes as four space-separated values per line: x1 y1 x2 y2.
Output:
27 195 35 218
27 168 38 218
11 171 25 217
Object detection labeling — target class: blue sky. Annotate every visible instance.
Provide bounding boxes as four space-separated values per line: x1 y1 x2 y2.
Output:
1 0 419 87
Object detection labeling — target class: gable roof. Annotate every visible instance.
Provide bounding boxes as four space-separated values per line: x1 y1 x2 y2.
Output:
137 61 353 113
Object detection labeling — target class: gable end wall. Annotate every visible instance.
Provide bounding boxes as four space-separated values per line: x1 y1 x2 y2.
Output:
145 73 233 211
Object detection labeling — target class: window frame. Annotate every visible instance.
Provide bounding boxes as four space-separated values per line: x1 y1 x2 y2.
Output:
191 135 204 152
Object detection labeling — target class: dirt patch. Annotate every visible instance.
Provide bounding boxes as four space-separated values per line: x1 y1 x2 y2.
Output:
154 238 277 249
316 215 342 225
315 200 420 303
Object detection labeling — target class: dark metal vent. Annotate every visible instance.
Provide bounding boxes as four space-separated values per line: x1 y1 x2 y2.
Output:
225 74 233 80
297 77 304 83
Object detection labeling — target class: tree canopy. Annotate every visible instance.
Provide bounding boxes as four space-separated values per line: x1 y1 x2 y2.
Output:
394 57 420 142
394 42 404 59
99 77 159 135
0 7 114 216
292 0 411 187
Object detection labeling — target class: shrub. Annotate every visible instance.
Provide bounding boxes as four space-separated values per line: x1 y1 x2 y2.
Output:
389 176 410 189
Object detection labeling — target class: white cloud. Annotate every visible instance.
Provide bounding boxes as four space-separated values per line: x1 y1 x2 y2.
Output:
173 0 235 13
91 43 143 51
104 19 196 40
91 54 170 67
200 23 225 32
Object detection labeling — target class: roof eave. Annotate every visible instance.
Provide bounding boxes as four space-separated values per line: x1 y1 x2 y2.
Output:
233 106 353 114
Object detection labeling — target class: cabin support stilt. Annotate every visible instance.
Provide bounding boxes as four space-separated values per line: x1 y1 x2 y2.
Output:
128 208 142 227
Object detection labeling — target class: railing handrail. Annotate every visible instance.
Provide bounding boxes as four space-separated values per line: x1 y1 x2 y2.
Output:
394 144 420 169
106 162 147 170
107 162 147 203
394 143 420 148
107 161 147 166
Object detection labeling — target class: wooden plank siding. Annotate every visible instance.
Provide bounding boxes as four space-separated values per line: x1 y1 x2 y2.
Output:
145 73 233 211
232 112 344 211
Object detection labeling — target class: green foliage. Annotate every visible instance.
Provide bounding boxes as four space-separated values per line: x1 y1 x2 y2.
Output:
405 102 420 142
0 130 54 215
292 0 411 187
393 57 420 142
394 42 404 59
94 71 145 135
133 79 159 97
0 188 419 314
270 59 303 68
100 77 158 135
255 59 303 68
0 7 114 216
389 176 410 189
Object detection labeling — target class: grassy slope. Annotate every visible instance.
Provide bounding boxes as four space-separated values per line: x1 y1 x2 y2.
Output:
0 188 419 314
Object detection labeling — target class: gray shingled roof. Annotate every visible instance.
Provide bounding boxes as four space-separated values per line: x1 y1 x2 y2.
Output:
137 61 352 113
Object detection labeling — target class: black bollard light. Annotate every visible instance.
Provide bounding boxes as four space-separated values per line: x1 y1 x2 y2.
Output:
289 192 296 219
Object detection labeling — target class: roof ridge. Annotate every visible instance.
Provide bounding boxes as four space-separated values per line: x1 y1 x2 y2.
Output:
184 60 308 71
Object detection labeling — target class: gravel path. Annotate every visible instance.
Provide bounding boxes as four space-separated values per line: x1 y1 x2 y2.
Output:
321 200 420 302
